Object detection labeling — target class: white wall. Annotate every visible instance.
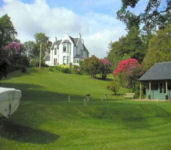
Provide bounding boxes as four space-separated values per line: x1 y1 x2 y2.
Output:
46 35 89 66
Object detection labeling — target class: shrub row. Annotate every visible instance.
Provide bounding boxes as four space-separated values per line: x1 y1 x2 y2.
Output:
48 65 81 74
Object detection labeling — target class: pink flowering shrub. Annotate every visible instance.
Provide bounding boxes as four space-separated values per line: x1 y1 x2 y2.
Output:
100 58 111 80
113 58 144 88
114 58 139 76
3 42 23 55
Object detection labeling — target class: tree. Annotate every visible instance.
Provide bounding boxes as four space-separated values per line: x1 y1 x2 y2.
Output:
107 27 146 70
113 58 144 88
0 14 17 49
143 25 171 70
0 15 17 79
23 41 36 57
117 0 171 33
100 58 111 80
34 33 51 65
3 42 22 56
2 42 29 72
81 56 102 78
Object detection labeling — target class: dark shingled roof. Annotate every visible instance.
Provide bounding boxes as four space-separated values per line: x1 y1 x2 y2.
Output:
139 61 171 81
52 36 89 54
69 36 79 46
52 40 62 49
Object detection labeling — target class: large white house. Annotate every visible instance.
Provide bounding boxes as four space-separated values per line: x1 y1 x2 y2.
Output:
45 34 89 66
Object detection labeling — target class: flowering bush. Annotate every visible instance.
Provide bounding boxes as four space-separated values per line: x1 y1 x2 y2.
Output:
3 42 23 55
114 58 139 76
113 58 144 89
100 58 111 80
2 42 29 73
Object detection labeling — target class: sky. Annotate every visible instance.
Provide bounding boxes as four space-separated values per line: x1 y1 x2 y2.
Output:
0 0 150 57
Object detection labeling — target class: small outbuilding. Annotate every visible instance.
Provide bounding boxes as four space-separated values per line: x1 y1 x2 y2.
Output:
139 61 171 100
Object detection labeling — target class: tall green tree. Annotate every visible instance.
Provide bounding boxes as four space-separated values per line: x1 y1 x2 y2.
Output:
34 33 52 64
23 41 37 58
0 14 17 49
81 56 102 78
107 27 146 70
0 14 17 79
117 0 171 33
143 25 171 70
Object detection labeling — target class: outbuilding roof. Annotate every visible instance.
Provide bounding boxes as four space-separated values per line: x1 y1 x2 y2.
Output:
139 61 171 81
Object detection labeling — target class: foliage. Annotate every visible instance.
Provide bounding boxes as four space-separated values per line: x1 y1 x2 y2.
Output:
114 58 144 89
100 58 111 80
0 57 10 80
0 14 17 49
107 27 146 70
81 55 102 78
107 80 120 95
23 41 37 58
0 15 18 79
3 42 23 55
114 58 139 76
2 42 29 73
143 25 171 70
49 65 81 74
117 0 171 33
34 33 52 64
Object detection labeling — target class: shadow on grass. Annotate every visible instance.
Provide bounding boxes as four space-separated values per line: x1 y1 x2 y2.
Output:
1 82 171 131
95 77 113 81
87 101 171 129
0 67 45 82
0 118 59 144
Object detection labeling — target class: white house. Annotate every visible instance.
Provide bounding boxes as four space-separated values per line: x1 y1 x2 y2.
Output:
45 34 89 66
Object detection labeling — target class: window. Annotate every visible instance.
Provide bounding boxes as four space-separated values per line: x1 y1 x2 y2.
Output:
168 81 171 90
74 58 79 64
160 83 163 93
63 56 69 64
152 82 158 90
63 45 67 52
164 82 166 93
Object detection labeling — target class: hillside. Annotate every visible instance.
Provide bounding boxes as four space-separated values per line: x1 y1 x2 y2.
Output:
0 68 171 150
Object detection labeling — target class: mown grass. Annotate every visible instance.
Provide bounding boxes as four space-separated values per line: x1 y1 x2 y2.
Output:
0 68 171 150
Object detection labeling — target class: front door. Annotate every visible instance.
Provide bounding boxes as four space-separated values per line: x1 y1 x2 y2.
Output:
54 58 57 66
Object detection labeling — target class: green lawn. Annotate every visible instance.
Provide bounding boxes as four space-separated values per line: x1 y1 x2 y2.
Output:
0 68 171 150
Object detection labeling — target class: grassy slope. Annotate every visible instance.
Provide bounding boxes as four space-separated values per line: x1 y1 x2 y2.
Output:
0 68 171 150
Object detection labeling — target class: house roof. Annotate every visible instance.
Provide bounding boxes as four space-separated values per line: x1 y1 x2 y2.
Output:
83 44 89 54
139 61 171 81
52 36 89 54
69 36 79 46
52 40 62 49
